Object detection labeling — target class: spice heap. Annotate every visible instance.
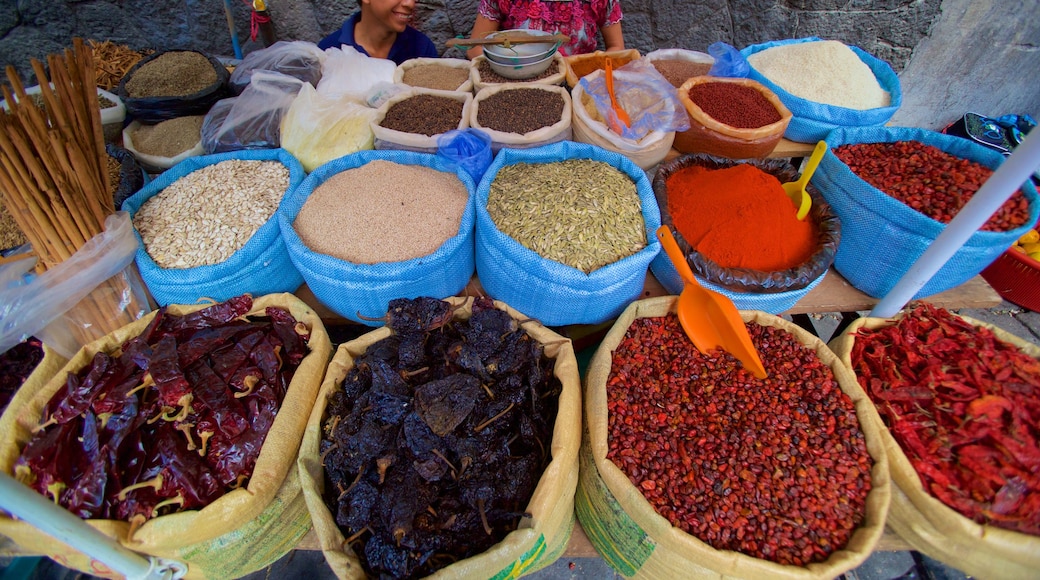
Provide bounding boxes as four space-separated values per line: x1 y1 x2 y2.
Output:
835 140 1031 231
688 81 781 129
14 295 311 534
0 337 44 414
652 59 713 88
127 115 204 157
402 63 470 91
666 163 817 271
476 58 560 84
487 159 646 273
379 94 464 136
850 303 1040 535
0 202 27 249
476 88 564 134
294 161 468 264
89 39 150 91
124 51 217 98
607 315 872 565
321 296 561 578
747 40 889 110
133 159 289 268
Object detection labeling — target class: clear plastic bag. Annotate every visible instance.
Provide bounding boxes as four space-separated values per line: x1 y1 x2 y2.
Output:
578 58 690 142
202 71 306 153
316 45 396 104
0 212 152 358
229 40 325 94
281 83 378 172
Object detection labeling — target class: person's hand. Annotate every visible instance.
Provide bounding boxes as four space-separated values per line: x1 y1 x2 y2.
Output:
467 15 500 59
601 22 625 52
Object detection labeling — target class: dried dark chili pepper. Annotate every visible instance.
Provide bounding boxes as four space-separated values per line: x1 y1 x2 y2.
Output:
38 352 112 428
184 359 248 439
0 337 44 413
321 297 560 579
850 303 1040 535
606 315 872 567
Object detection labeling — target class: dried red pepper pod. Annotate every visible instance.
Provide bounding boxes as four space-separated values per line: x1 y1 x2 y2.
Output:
266 306 310 365
14 414 85 504
39 352 113 428
159 294 253 337
185 359 248 439
209 328 265 383
146 334 192 408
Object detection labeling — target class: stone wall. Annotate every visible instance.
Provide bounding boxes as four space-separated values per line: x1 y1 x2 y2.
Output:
0 0 1037 130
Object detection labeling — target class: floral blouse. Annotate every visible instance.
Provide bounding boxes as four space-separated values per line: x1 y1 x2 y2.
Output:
477 0 623 56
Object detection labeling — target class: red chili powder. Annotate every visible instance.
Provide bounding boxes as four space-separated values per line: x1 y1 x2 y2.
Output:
689 82 782 129
666 164 817 271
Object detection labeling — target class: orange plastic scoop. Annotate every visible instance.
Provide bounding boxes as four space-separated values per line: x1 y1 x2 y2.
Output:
604 58 630 133
656 226 767 379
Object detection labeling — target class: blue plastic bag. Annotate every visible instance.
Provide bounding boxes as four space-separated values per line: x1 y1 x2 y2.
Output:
707 42 749 78
437 129 493 186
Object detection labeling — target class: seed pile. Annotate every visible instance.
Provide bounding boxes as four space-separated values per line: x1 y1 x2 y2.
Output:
652 59 713 88
477 88 565 135
0 201 27 249
486 159 645 273
688 82 781 129
125 51 217 98
129 116 204 158
380 94 464 136
607 316 873 566
747 40 889 110
133 160 289 268
402 64 470 91
294 161 468 264
321 296 561 578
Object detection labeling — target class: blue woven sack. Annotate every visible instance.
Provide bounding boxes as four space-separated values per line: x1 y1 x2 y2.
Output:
475 141 661 326
279 149 476 325
815 126 1040 299
741 38 902 143
121 149 305 306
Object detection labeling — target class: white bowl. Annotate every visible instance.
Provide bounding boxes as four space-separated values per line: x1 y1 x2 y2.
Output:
483 29 560 65
486 52 557 80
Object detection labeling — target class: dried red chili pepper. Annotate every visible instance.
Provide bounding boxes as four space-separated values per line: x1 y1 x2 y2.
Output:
850 303 1040 535
605 315 872 566
12 295 311 532
834 141 1031 231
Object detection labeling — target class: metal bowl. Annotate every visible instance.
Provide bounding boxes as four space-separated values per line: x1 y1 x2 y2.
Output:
483 29 560 66
485 52 557 80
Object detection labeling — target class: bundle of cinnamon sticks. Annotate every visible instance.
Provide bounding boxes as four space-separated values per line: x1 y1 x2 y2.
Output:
0 37 112 270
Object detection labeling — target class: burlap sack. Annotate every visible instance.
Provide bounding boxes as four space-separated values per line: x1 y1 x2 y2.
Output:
298 296 580 579
0 293 333 579
828 313 1040 580
469 84 573 152
578 296 890 578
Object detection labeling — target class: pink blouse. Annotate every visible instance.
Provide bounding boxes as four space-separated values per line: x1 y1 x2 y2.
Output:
477 0 623 56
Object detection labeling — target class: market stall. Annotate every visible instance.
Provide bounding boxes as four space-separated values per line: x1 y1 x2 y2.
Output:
1 32 1038 580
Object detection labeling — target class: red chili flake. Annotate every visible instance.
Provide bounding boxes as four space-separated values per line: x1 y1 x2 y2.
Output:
850 302 1040 535
834 140 1031 232
605 315 873 567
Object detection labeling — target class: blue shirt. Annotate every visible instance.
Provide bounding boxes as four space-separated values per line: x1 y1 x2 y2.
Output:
317 12 439 65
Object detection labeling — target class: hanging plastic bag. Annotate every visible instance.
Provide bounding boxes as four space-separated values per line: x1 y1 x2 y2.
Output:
281 82 378 172
315 45 396 104
707 41 749 78
202 71 306 153
228 40 325 94
436 128 493 185
578 58 690 142
0 212 151 359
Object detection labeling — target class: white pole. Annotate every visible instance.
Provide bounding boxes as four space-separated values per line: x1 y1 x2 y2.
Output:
870 127 1040 318
0 472 185 579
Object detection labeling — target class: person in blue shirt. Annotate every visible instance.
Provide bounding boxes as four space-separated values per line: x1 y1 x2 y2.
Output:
317 0 439 64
